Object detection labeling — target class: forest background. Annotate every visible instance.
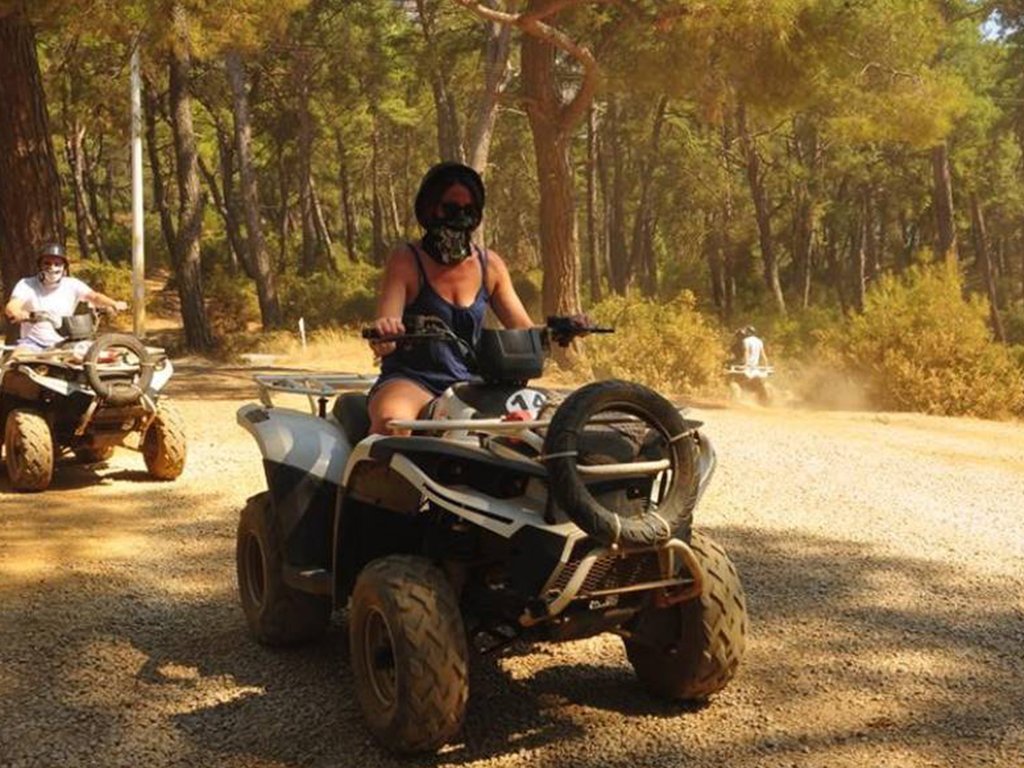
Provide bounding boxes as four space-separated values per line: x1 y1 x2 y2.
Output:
3 0 1024 418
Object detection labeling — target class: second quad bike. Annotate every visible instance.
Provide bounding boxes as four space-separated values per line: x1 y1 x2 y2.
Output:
1 309 185 491
725 362 775 405
236 316 748 754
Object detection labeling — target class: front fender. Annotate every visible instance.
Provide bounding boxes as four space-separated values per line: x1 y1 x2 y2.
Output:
237 403 353 571
237 403 352 482
694 431 716 503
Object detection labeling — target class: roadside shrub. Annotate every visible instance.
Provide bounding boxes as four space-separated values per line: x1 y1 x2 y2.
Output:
204 268 261 335
587 292 724 396
278 261 380 328
75 258 133 301
822 262 1024 418
511 268 543 321
1001 300 1024 345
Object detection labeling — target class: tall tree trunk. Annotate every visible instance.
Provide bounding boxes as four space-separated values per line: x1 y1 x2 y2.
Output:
970 192 1005 342
629 96 667 297
296 56 318 275
225 50 281 328
825 221 848 314
82 137 110 252
66 122 91 262
737 104 786 315
275 140 289 269
595 109 614 295
102 143 116 231
606 96 629 294
310 177 336 272
932 142 957 264
790 119 818 309
168 5 213 351
143 79 177 261
705 212 726 315
197 150 244 274
793 194 814 310
719 123 736 320
851 191 868 313
467 0 512 172
0 10 65 296
335 130 358 263
585 103 601 303
521 23 582 319
415 0 463 162
370 124 386 265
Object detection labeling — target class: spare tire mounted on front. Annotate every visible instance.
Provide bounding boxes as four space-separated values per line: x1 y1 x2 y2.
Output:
543 379 700 548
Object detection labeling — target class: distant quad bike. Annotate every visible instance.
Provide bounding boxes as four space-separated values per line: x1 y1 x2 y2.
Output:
725 363 775 406
1 309 185 491
236 316 748 754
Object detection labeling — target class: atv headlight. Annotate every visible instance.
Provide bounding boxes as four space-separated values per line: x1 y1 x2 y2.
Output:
154 359 167 371
34 365 50 377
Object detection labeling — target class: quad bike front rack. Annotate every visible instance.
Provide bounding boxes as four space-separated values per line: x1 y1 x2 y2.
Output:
520 537 705 627
253 373 378 417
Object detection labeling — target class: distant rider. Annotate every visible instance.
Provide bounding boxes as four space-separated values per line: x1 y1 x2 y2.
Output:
4 243 128 351
732 326 769 368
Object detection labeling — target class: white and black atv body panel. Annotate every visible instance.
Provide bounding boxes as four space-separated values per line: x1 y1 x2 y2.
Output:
238 377 716 643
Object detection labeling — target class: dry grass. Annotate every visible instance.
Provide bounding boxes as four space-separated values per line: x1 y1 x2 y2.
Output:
246 327 378 373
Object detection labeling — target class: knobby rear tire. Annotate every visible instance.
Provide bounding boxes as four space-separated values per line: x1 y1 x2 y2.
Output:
236 492 331 646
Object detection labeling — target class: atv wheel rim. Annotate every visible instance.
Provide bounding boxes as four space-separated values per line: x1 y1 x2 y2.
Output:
243 534 266 608
363 607 397 710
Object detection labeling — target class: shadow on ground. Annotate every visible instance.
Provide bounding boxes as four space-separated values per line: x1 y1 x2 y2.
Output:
2 499 1021 768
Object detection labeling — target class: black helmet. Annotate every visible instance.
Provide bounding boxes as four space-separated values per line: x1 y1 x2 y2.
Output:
38 242 68 262
37 242 70 284
414 162 485 230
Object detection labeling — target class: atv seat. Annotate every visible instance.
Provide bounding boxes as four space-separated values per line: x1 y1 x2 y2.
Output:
333 392 371 446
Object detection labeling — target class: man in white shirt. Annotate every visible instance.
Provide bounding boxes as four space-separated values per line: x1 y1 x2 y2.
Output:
4 243 128 350
742 327 768 368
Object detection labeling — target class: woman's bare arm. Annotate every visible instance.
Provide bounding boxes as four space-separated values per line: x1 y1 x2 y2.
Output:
371 247 418 355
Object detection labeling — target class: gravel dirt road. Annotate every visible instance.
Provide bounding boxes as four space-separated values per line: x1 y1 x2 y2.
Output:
2 362 1022 768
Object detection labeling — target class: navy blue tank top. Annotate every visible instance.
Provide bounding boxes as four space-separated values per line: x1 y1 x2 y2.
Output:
377 243 490 396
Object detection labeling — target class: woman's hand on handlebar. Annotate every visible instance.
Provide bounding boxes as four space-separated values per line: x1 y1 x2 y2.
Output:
369 316 404 357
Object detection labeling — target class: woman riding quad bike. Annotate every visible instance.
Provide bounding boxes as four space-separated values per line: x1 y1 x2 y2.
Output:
235 314 748 754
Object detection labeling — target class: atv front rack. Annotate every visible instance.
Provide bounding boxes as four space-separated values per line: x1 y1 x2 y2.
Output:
521 537 705 626
253 373 378 415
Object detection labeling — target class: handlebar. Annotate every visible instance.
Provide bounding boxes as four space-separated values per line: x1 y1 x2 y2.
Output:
361 315 614 346
27 306 118 324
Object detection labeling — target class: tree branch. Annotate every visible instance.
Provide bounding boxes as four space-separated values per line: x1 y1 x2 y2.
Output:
452 0 599 133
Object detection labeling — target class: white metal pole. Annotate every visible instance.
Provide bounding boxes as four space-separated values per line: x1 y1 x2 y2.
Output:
130 40 146 338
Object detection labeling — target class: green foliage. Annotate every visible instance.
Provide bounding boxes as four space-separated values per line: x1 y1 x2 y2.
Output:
1002 301 1024 345
822 262 1024 417
745 304 845 361
277 261 381 328
74 259 133 301
586 293 725 396
204 267 261 335
510 269 543 322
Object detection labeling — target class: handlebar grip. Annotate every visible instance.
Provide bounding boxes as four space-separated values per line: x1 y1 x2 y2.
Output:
361 328 381 340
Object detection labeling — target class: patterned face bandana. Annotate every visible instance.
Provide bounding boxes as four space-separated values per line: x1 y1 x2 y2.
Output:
421 204 480 266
